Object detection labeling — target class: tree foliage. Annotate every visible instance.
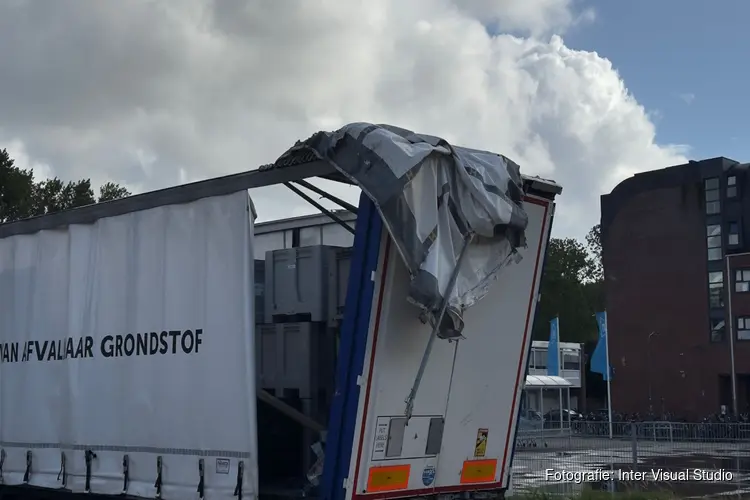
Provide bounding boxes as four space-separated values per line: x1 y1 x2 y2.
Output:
0 148 131 224
586 224 603 282
99 182 132 202
532 224 605 343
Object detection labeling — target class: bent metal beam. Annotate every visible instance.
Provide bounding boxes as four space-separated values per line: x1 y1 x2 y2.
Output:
0 159 343 238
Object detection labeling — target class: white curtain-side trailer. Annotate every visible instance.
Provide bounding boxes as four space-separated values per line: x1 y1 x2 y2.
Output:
0 124 560 500
0 191 259 499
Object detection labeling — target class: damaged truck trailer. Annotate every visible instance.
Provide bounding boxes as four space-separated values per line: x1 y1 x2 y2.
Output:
0 124 560 500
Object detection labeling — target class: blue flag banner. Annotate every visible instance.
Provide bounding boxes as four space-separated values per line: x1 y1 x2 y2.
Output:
547 317 560 376
591 311 611 381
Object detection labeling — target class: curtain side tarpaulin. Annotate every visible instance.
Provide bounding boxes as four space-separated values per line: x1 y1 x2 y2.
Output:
0 192 258 498
276 123 529 339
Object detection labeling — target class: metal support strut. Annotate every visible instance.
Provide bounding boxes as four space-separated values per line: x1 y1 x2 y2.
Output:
293 179 358 214
85 450 97 493
122 455 130 494
284 182 355 235
23 450 31 484
197 458 205 499
154 456 163 499
234 460 244 500
404 232 475 420
257 388 326 435
57 451 67 488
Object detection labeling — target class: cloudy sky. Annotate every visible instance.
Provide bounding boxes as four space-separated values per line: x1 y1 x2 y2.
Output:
2 0 741 241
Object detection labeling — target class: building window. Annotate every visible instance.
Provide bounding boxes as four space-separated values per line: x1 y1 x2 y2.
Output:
562 351 580 371
728 176 738 198
711 319 725 342
728 222 740 246
706 186 720 209
534 350 547 370
709 271 724 308
528 349 548 370
706 177 721 214
737 317 750 341
707 224 723 260
735 269 750 292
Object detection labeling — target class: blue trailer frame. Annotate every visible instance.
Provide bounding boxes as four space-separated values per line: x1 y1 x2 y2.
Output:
320 194 383 500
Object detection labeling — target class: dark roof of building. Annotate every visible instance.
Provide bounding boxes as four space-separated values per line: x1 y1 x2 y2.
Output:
600 157 742 235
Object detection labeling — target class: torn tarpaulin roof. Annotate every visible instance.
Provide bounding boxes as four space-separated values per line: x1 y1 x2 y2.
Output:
275 123 529 339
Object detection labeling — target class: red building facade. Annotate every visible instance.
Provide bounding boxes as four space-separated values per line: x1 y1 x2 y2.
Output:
601 157 750 418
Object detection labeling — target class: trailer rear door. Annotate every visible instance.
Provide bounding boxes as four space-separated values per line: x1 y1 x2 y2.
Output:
322 192 555 500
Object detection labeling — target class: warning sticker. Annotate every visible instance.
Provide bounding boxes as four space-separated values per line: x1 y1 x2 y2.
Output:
474 428 488 458
460 459 497 484
366 465 411 492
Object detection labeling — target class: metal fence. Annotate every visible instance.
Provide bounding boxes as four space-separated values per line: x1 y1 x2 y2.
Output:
510 421 750 498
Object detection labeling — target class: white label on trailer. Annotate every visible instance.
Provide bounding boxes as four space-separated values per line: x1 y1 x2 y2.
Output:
371 418 391 460
216 459 231 475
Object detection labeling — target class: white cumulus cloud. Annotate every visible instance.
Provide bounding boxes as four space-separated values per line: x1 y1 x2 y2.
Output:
0 0 688 240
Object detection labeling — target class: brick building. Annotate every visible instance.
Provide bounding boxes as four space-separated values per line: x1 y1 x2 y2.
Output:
601 157 750 418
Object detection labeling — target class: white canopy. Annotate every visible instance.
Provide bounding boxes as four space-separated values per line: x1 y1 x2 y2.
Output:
525 375 573 388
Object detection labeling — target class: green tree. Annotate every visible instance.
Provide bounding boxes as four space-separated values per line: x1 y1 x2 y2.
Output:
532 226 605 344
99 182 131 202
0 148 131 224
582 222 605 315
0 149 34 223
585 223 603 282
546 238 590 283
31 178 95 216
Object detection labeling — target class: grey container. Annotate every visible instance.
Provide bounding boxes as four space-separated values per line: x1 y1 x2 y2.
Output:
264 246 338 323
255 322 336 410
255 321 337 480
327 247 353 327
